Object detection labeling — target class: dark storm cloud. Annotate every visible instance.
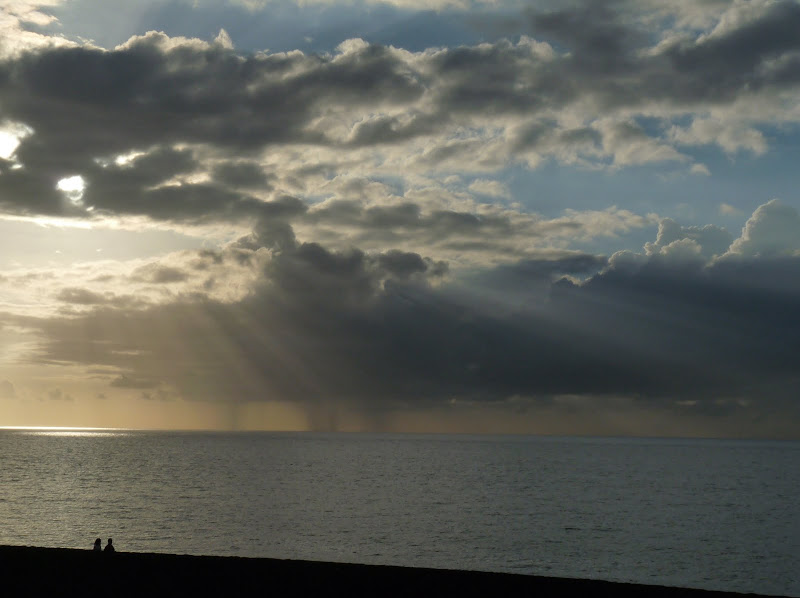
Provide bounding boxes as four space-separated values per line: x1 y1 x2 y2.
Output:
378 249 448 280
0 32 424 218
28 243 460 403
15 33 374 162
211 161 274 189
526 0 800 107
25 227 800 420
530 1 645 75
75 146 232 220
664 2 800 82
427 0 800 119
549 255 800 398
232 199 306 252
0 166 72 217
430 39 570 115
98 146 197 185
64 145 304 223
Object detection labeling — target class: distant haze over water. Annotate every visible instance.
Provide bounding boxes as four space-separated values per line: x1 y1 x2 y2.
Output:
0 430 797 596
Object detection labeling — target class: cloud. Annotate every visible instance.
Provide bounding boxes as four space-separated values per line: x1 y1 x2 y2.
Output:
468 179 511 199
0 0 72 58
719 202 741 216
212 160 274 189
295 188 655 266
1 2 800 230
131 264 189 284
727 199 800 257
17 200 800 435
56 287 109 305
645 218 733 260
669 118 767 155
0 31 425 218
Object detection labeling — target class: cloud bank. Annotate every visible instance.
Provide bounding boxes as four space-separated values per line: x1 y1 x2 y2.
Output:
12 200 799 434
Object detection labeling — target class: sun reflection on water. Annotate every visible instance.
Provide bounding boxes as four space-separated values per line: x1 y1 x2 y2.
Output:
0 426 132 438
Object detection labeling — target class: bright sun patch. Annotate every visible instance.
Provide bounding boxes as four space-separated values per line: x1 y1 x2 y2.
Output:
56 175 86 203
0 121 33 160
0 131 20 160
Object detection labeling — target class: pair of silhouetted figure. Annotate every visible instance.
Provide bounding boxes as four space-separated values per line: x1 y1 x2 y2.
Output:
93 538 115 553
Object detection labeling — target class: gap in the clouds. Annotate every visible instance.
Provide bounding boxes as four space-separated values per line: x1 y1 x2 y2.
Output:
368 174 406 196
679 130 800 221
508 163 659 213
633 115 670 139
39 0 517 55
506 134 800 257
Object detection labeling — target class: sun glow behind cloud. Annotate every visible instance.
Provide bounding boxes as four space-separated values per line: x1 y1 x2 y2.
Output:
56 175 86 204
0 121 32 160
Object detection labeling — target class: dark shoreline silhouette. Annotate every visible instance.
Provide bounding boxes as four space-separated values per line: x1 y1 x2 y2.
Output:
0 545 786 598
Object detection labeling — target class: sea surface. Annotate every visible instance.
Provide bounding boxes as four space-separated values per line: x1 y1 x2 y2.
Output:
0 430 797 596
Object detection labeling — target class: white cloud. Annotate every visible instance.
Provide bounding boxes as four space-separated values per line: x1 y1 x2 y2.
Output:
0 0 74 57
56 175 86 204
214 28 234 50
670 117 767 155
658 238 704 261
719 203 741 216
560 207 659 241
0 120 34 160
468 179 510 199
607 249 647 273
599 120 689 168
645 218 733 259
335 37 370 55
727 199 800 257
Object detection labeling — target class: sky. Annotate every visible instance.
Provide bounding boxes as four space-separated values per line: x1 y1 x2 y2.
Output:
1 0 799 437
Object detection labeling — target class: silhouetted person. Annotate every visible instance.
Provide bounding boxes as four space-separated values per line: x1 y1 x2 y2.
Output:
93 538 102 551
104 538 115 553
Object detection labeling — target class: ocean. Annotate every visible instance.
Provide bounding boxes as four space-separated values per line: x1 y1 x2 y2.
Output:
0 430 797 596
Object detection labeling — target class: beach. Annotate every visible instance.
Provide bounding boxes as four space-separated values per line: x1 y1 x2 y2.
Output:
0 545 786 598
